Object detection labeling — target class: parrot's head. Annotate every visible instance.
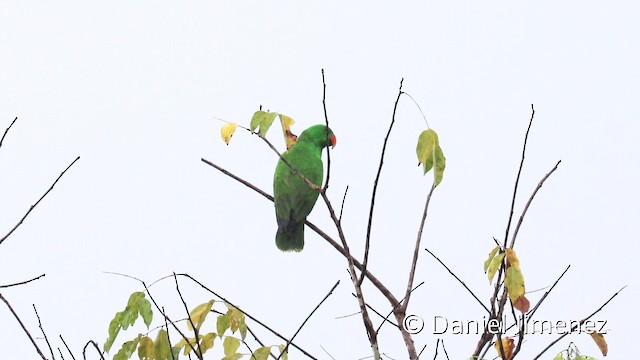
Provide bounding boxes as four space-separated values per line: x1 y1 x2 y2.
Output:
299 124 336 149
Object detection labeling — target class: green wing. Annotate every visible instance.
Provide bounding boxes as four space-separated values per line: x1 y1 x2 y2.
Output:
273 143 323 251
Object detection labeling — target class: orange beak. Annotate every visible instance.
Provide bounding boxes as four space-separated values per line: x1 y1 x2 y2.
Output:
330 134 337 148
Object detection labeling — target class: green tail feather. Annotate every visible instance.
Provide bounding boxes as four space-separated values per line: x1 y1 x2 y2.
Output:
276 221 304 252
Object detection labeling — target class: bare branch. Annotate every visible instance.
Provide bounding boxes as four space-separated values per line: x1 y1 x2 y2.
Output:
321 68 332 192
339 185 349 223
0 273 46 288
527 265 570 321
33 304 55 360
59 335 77 360
0 156 81 246
0 116 18 149
402 183 435 311
320 190 380 358
278 280 340 359
0 293 47 360
503 104 535 249
424 248 490 314
534 285 626 359
509 160 561 248
173 273 203 359
360 79 404 287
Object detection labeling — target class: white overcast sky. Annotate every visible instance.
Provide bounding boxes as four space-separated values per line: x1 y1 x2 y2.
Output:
0 1 638 359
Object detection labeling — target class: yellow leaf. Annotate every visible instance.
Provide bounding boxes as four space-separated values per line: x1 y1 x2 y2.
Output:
278 114 298 150
137 336 154 360
188 300 215 332
505 248 520 269
505 261 528 313
221 123 238 145
590 332 608 356
487 253 505 284
494 337 514 359
484 246 501 273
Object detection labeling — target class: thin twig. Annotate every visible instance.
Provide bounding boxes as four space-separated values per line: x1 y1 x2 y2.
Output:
509 160 561 248
474 105 536 357
402 183 435 311
424 248 489 313
0 273 46 288
162 307 177 360
176 273 318 359
0 117 18 149
360 79 404 287
0 156 81 246
0 293 47 360
320 345 336 360
527 265 570 321
173 273 203 359
33 304 55 360
60 335 77 360
339 185 349 223
321 69 332 192
503 104 535 249
401 93 430 129
533 285 626 359
320 190 380 358
277 280 340 359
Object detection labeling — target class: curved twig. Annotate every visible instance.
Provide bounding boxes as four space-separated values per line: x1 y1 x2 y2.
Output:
360 79 404 287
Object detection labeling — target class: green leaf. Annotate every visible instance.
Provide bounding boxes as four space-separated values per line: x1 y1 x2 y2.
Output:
433 143 446 186
252 346 272 360
200 332 217 355
113 335 141 360
188 300 215 332
553 353 564 360
250 111 267 132
137 336 153 360
259 112 278 137
239 321 248 340
104 317 121 352
250 110 278 136
139 297 153 328
217 313 230 336
119 310 136 329
223 336 240 356
416 129 446 186
154 329 171 360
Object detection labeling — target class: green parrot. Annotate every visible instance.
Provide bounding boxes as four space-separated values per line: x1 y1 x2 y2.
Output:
273 124 337 251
